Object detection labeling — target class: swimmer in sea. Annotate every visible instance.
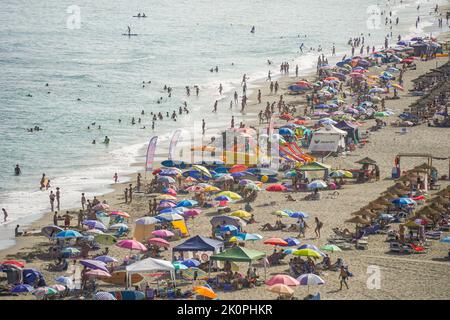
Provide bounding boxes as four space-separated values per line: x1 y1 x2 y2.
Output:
104 136 110 144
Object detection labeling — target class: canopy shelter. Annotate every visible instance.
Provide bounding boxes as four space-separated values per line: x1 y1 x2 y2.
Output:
209 246 267 279
335 120 360 144
308 124 347 154
172 236 224 261
125 257 175 289
297 161 331 179
210 215 246 229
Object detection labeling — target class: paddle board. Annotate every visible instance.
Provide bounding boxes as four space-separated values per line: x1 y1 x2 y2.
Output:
101 271 143 286
122 34 138 36
132 16 148 18
110 290 145 300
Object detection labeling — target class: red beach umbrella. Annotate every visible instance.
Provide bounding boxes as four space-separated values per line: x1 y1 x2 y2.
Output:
263 238 288 246
266 184 287 192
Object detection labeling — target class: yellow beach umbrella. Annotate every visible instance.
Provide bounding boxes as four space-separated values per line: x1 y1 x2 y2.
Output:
203 186 221 193
230 210 251 219
271 210 289 217
156 194 177 201
266 284 294 295
192 165 212 178
215 191 242 200
293 249 321 258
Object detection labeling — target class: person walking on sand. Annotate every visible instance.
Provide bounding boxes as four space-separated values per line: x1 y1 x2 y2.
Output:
124 188 128 203
2 208 7 222
274 81 279 95
314 217 323 238
49 191 56 211
202 119 206 135
257 89 261 104
56 187 61 211
53 211 58 226
269 81 274 94
81 193 86 210
128 184 133 203
339 265 350 290
137 173 142 192
77 210 84 228
297 217 309 238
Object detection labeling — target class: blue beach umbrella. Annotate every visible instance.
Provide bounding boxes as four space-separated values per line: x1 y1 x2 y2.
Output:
181 259 201 268
55 230 83 239
284 237 301 247
440 237 450 243
176 200 198 208
11 284 34 293
220 225 238 232
214 195 232 201
289 212 309 219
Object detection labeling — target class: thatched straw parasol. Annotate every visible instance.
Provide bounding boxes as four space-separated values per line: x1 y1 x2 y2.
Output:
355 157 377 165
428 196 450 205
374 197 391 206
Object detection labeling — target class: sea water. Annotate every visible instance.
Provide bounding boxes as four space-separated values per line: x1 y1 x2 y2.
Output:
0 0 446 249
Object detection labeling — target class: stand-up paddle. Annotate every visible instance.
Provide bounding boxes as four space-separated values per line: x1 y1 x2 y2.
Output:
122 26 138 36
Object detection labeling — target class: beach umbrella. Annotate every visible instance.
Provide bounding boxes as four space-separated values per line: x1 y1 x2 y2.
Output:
159 207 185 214
233 233 263 241
94 255 118 264
92 203 109 211
284 237 301 247
284 170 298 178
307 180 327 189
230 172 248 179
82 220 107 231
85 269 111 278
93 292 117 300
320 244 342 253
185 176 198 183
85 229 104 235
157 201 176 209
173 261 188 270
110 211 130 218
266 184 287 192
345 216 371 225
272 210 290 217
163 188 177 196
50 284 67 292
94 234 117 245
244 183 260 191
80 259 109 272
155 213 184 221
293 248 322 258
193 286 217 299
266 274 299 286
157 176 176 184
156 194 177 201
203 185 221 193
185 185 204 192
116 239 147 252
183 209 201 218
264 238 288 246
289 212 309 219
32 287 58 299
151 230 174 238
159 169 181 177
392 197 415 205
297 273 325 289
330 170 353 178
1 260 25 268
181 259 201 268
176 199 198 207
11 284 34 293
61 247 80 257
55 230 82 239
148 237 170 247
55 276 73 287
215 191 242 200
440 237 450 243
220 225 238 232
266 284 294 296
230 210 251 219
109 223 129 230
192 165 212 178
229 165 248 173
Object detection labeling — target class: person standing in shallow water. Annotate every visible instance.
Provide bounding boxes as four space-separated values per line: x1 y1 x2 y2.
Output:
56 187 61 211
49 191 55 211
2 208 7 222
113 173 118 183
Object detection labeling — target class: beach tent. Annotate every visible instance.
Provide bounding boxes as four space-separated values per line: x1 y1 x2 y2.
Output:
172 236 224 262
172 235 224 254
125 257 175 288
335 120 360 143
209 246 267 278
308 124 347 153
133 217 158 242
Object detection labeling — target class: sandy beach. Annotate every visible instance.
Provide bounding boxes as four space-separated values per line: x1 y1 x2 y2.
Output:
1 3 450 301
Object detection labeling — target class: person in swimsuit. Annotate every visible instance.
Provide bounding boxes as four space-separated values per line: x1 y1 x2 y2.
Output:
14 165 21 176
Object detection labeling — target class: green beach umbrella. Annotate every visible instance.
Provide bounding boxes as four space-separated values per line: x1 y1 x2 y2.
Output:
320 244 342 253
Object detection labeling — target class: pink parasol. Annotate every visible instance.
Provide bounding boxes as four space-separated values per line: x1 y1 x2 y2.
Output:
85 269 111 278
109 211 130 218
148 237 170 247
116 239 147 252
151 230 175 238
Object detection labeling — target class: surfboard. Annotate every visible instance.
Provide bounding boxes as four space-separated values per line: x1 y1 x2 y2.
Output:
100 271 143 285
110 290 145 300
122 34 138 36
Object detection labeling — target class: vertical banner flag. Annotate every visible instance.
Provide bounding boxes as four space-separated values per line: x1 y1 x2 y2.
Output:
146 136 158 172
168 129 182 160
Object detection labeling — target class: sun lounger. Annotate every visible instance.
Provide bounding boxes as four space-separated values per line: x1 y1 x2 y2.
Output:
356 240 369 250
425 231 442 240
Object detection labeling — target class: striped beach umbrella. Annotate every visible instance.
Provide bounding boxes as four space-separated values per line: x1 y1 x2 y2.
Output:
93 291 117 300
